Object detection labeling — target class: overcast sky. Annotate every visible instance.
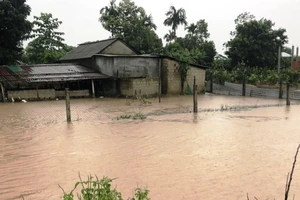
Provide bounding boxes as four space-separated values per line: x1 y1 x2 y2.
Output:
26 0 300 54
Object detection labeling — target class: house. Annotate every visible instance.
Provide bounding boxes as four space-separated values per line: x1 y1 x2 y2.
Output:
60 38 207 97
0 38 207 102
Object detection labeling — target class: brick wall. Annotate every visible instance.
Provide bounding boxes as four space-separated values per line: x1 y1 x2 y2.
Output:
120 78 159 97
162 58 206 94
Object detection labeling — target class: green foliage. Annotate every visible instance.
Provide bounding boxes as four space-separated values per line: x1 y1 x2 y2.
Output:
163 6 187 40
281 68 300 86
60 175 150 200
0 0 32 65
99 0 162 54
165 19 216 67
225 12 288 69
206 61 229 85
207 65 289 86
116 113 147 120
129 188 150 200
24 13 73 64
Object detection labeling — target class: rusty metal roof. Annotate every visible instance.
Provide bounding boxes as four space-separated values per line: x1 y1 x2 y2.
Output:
0 63 109 83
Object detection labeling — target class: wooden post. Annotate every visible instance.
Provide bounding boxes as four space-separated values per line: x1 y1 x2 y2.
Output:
0 82 5 102
291 46 295 68
286 83 290 106
278 46 281 73
91 80 95 98
210 69 213 93
242 75 246 96
279 79 283 99
65 88 71 122
158 59 162 103
193 76 198 113
36 84 39 100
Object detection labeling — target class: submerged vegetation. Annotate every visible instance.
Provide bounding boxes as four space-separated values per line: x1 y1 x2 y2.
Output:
59 175 150 200
116 113 147 120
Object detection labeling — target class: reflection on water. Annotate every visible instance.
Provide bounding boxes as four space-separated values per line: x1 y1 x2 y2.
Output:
1 95 300 200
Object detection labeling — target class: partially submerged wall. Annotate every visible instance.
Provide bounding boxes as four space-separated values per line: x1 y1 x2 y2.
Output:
7 89 90 100
162 58 206 95
120 78 159 97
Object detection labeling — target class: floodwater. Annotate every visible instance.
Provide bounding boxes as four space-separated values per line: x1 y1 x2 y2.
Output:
1 95 300 200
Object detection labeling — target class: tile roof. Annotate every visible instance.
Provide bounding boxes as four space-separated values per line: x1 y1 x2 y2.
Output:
60 38 118 61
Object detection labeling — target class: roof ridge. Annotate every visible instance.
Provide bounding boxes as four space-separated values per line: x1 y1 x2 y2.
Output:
79 38 118 45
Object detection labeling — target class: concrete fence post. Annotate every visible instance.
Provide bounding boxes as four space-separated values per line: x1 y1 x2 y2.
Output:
65 88 71 122
193 76 198 113
91 80 95 98
0 82 5 102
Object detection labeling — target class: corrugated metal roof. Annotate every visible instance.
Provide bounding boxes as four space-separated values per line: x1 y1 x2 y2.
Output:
0 63 109 83
60 38 118 61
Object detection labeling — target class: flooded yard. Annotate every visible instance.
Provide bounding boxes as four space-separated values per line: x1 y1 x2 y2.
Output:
1 95 300 200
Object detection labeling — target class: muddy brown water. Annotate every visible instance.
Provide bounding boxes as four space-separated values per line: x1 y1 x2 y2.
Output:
1 95 300 200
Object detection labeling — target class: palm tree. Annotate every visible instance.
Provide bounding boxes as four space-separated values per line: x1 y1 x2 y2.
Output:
185 23 197 35
163 6 188 39
99 0 119 36
164 30 176 42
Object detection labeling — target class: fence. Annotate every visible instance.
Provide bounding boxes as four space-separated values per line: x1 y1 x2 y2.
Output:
207 81 300 100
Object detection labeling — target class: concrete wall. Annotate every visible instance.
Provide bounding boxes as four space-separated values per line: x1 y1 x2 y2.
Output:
120 78 159 97
102 40 137 55
95 57 114 76
96 56 159 78
7 89 90 100
162 58 206 94
8 89 56 100
55 90 90 98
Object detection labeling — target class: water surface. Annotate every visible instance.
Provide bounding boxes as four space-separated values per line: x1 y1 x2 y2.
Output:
0 95 300 200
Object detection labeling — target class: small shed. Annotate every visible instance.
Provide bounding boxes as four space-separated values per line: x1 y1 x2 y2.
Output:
0 63 109 101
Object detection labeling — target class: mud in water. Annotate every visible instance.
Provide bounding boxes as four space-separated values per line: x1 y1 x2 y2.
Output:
1 95 300 200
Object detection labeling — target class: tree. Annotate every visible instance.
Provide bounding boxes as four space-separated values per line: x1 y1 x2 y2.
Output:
0 0 32 65
163 6 187 40
225 12 288 68
24 13 72 64
281 68 300 105
185 20 210 42
174 20 216 66
164 30 176 43
165 41 195 94
99 0 163 54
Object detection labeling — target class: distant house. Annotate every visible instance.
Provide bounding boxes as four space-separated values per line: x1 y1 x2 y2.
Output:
60 38 207 97
0 38 207 101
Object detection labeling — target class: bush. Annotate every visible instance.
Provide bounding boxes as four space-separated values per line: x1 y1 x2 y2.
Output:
60 175 150 200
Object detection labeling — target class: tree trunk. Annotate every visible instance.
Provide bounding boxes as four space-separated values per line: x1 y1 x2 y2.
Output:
180 79 184 95
286 83 291 106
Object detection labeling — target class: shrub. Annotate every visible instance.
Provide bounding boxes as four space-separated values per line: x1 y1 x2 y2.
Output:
60 175 150 200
